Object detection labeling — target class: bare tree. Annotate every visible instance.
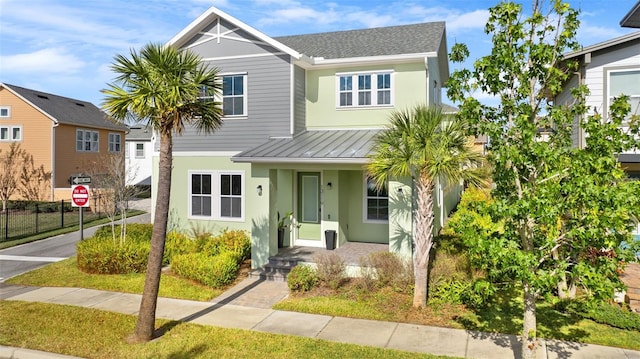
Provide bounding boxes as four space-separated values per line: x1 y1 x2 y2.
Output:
0 143 27 212
18 153 52 201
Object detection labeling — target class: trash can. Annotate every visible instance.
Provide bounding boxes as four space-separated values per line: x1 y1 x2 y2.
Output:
324 230 336 250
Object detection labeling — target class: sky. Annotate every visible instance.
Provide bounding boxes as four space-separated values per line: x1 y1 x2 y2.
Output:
1 0 638 108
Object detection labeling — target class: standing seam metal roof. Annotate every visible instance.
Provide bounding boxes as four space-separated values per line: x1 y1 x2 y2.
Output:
232 129 381 163
274 22 445 59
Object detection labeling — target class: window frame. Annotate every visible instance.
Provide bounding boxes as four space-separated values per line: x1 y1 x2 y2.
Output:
108 133 121 152
605 67 640 123
362 175 389 223
135 143 145 158
221 73 248 118
76 129 99 152
336 70 394 109
188 170 245 221
0 126 21 141
0 106 10 118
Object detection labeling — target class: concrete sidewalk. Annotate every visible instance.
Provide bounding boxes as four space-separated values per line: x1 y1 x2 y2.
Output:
2 281 640 359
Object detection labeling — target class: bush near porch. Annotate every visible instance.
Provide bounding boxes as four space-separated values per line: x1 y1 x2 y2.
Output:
76 224 250 288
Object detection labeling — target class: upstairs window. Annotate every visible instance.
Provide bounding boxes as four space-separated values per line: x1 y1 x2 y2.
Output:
608 69 640 122
337 71 393 108
189 170 244 221
76 129 99 152
108 133 121 152
222 74 247 117
136 143 145 158
364 176 388 222
0 107 10 118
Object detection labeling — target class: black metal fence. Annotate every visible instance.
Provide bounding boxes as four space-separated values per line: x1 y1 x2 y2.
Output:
0 198 107 242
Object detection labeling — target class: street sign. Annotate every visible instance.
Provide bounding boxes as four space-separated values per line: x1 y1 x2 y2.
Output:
71 176 91 185
71 185 90 208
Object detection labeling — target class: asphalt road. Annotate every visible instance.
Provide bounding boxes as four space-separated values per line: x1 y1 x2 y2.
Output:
0 202 151 282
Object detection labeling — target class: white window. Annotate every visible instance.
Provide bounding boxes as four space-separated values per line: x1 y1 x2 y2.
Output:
108 133 121 152
76 129 99 152
189 171 244 221
222 74 247 117
364 176 388 222
608 69 640 121
337 71 394 108
135 143 145 158
0 107 10 118
0 126 21 141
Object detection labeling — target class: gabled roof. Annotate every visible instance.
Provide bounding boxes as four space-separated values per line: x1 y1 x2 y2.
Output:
621 1 640 28
1 83 126 131
563 31 640 60
274 22 445 60
233 129 380 164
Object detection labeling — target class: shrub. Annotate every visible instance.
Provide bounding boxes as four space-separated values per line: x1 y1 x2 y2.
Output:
314 253 346 289
171 251 239 288
559 300 640 331
92 223 153 243
77 238 150 274
359 251 413 292
164 231 198 265
287 264 318 292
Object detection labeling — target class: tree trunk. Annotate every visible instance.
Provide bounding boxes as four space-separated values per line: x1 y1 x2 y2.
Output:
412 175 435 308
130 131 172 343
521 282 538 359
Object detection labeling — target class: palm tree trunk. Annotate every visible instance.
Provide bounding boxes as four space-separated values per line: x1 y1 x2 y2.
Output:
413 175 435 308
131 131 172 342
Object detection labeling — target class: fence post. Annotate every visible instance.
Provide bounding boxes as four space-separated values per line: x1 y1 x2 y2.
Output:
35 203 39 233
61 199 64 228
4 209 7 240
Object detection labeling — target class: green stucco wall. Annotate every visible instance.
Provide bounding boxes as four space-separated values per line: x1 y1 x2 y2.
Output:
306 62 427 129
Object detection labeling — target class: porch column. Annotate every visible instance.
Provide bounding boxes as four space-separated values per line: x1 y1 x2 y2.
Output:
388 177 413 259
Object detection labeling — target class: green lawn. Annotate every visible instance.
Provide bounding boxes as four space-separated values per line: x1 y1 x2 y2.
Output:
0 301 449 359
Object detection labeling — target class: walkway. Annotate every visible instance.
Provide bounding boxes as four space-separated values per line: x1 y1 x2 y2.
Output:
2 279 639 359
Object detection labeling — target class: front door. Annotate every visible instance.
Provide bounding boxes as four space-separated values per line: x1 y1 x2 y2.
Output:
297 172 321 242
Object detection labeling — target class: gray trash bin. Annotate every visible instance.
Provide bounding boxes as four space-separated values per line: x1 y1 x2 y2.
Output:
325 230 336 250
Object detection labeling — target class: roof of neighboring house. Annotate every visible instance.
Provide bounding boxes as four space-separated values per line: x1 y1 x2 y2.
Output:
562 31 640 60
621 1 640 28
233 129 380 164
1 83 126 131
126 126 153 141
274 22 445 60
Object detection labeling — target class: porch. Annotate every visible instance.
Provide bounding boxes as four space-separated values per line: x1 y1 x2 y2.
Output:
274 242 390 265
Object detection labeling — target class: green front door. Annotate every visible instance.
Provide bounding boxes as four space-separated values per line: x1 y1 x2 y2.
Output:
297 172 321 241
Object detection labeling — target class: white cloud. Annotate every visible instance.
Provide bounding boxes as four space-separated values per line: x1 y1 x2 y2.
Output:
446 10 490 31
0 48 85 74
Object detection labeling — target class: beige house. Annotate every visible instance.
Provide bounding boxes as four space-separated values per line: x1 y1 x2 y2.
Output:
0 83 127 201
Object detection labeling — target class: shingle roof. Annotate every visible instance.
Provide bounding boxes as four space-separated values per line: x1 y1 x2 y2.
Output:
2 83 126 131
274 22 445 59
621 1 640 28
233 129 381 164
126 126 153 141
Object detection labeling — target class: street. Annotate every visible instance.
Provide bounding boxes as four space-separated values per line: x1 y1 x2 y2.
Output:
0 200 151 282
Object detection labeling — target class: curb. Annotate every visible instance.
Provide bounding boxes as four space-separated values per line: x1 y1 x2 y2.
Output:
0 346 82 359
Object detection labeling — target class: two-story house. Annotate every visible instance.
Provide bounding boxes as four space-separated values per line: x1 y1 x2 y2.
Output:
125 125 153 191
155 7 456 269
0 83 127 201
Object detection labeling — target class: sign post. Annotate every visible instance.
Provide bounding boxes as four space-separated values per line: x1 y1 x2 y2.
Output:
71 185 90 240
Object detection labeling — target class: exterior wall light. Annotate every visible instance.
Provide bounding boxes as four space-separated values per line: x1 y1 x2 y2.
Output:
256 185 262 196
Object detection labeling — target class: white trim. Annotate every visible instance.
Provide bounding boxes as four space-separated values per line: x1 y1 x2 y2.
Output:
362 173 389 224
336 71 395 109
0 106 10 118
173 151 241 157
290 62 295 135
166 6 301 59
187 170 246 222
305 53 436 69
293 239 325 248
108 132 121 152
221 73 248 117
200 52 287 63
232 157 369 164
76 128 99 152
0 125 22 141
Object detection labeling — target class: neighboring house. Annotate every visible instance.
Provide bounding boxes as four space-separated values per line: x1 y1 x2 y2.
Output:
621 1 640 28
555 31 640 178
125 125 153 189
155 7 457 269
0 83 127 201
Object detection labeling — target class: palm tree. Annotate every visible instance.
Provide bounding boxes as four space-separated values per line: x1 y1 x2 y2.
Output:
102 43 223 342
367 105 486 308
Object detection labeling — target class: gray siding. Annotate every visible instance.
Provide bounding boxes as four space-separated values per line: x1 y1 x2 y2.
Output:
173 16 293 152
294 65 306 134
